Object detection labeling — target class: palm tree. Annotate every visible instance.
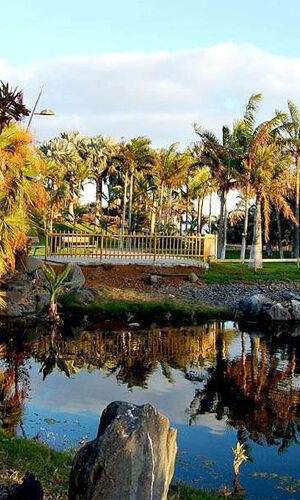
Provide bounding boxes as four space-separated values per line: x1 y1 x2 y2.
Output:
277 101 300 258
248 125 295 269
235 94 262 259
0 123 46 275
0 81 30 133
85 135 117 230
194 125 240 258
190 166 211 234
117 137 154 235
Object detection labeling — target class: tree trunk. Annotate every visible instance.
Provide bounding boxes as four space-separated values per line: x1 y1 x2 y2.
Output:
295 155 300 259
240 184 250 260
276 209 284 259
208 193 212 233
95 177 102 230
249 192 263 269
120 171 128 237
158 182 165 233
197 196 203 234
150 192 157 234
128 173 134 234
68 180 75 223
217 189 226 259
222 196 228 259
185 182 189 234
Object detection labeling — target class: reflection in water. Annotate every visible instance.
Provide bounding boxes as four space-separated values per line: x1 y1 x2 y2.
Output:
1 321 300 498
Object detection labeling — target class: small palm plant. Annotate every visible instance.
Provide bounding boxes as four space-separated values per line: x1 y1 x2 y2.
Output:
232 441 249 477
41 264 72 322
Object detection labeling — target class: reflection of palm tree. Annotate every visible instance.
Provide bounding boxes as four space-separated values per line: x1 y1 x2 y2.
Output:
189 333 300 453
40 326 70 380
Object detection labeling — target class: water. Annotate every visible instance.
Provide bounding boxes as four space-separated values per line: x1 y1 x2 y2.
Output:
1 320 300 499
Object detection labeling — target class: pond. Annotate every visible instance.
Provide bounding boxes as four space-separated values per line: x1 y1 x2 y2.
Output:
0 320 300 499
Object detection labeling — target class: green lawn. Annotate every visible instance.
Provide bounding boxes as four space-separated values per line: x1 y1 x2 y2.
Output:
202 261 300 284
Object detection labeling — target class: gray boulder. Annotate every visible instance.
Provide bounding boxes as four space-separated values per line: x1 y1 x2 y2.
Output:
282 291 300 302
289 300 300 321
2 303 22 318
264 303 292 322
69 401 177 500
188 272 198 283
65 264 85 290
239 294 274 317
71 287 98 303
21 255 43 275
148 274 160 285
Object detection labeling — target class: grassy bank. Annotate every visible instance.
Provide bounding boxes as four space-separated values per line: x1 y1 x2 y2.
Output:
203 261 300 284
61 295 234 324
0 430 228 499
0 430 72 497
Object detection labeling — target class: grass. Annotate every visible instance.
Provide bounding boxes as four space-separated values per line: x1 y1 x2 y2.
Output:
202 261 300 284
0 430 228 500
168 484 230 499
0 429 72 496
61 295 234 324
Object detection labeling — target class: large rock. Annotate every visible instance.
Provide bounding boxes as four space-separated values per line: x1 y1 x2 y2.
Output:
264 303 292 322
238 294 274 317
64 264 85 290
69 401 177 500
289 300 300 321
21 255 43 275
71 287 98 303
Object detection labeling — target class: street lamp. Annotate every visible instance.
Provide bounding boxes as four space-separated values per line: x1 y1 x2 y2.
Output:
26 87 55 131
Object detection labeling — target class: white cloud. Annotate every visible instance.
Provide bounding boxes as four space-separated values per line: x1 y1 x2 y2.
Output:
2 42 300 147
2 42 300 209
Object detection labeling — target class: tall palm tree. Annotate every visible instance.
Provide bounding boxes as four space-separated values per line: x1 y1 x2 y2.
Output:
194 125 240 258
277 101 300 258
85 135 117 230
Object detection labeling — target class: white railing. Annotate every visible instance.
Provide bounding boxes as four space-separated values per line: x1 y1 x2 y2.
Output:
46 232 218 263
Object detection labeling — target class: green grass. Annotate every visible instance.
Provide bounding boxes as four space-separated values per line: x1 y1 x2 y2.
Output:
202 261 300 284
61 295 234 323
168 484 230 499
0 430 72 495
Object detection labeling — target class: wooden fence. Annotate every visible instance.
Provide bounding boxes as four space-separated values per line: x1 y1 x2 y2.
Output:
46 232 218 263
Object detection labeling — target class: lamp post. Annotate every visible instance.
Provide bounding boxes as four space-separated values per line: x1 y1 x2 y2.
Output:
26 87 54 131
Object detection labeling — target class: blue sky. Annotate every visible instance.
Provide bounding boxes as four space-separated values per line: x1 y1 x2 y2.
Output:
1 0 300 63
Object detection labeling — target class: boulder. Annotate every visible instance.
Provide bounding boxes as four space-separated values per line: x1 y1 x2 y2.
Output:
238 294 274 317
21 255 43 275
264 303 292 322
148 274 160 285
289 300 300 321
2 303 22 318
71 287 98 303
10 472 43 500
188 272 198 283
69 401 177 500
282 291 300 302
65 264 85 290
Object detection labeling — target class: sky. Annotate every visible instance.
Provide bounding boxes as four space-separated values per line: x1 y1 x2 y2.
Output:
1 0 300 207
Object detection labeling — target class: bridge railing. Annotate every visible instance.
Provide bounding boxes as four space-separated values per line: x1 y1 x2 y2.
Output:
46 232 217 263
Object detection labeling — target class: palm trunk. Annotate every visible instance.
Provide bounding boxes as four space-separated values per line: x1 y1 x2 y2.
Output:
95 177 102 230
150 192 157 234
208 193 212 233
276 209 284 259
128 173 134 234
165 189 172 230
217 189 226 259
185 182 189 234
121 171 128 237
249 192 263 269
240 184 250 260
222 197 228 259
68 180 75 223
158 182 165 233
295 155 300 259
197 196 203 234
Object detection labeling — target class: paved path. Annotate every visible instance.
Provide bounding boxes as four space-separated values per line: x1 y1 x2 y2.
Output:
42 256 205 267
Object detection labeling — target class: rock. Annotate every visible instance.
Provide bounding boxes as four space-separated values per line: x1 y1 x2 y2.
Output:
238 294 274 317
71 287 97 303
2 303 22 318
282 291 300 302
188 272 198 283
69 401 177 500
148 274 160 285
35 293 50 305
290 300 300 321
21 302 37 315
10 472 43 500
0 486 10 499
21 255 43 275
264 303 292 321
65 264 85 290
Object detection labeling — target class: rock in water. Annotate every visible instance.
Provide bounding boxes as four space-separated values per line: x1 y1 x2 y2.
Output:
238 294 274 317
69 401 177 500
